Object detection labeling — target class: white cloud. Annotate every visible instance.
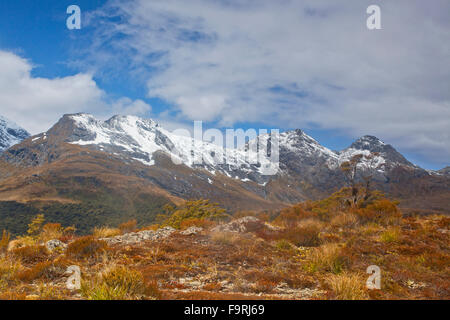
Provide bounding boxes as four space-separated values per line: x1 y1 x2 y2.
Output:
110 97 152 116
83 0 450 164
0 51 152 134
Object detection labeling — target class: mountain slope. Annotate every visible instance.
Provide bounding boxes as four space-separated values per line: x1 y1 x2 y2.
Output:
0 113 448 234
0 115 30 152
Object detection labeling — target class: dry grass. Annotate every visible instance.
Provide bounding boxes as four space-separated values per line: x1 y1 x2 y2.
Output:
66 236 108 260
11 245 49 264
326 273 369 300
331 212 359 229
93 227 121 238
39 223 64 242
81 265 160 300
305 243 348 274
119 220 137 234
0 192 448 300
380 227 401 243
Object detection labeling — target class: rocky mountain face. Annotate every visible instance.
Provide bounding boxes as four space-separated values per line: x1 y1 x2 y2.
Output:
0 113 448 234
0 115 30 152
438 166 450 176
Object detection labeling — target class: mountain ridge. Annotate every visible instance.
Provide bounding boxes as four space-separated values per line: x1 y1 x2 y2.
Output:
0 113 448 235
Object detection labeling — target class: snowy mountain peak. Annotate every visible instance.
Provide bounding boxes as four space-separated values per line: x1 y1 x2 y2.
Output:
46 113 277 181
279 129 338 161
341 135 413 169
350 135 386 151
0 115 30 152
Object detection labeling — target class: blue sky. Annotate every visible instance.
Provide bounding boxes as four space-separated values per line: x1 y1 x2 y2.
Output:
0 0 448 170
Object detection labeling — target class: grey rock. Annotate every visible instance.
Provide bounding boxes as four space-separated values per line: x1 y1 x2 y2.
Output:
180 226 203 235
212 216 262 233
45 239 67 251
101 226 176 245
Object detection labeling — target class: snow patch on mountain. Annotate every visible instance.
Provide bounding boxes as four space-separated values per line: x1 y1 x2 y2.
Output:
59 114 416 182
68 114 277 180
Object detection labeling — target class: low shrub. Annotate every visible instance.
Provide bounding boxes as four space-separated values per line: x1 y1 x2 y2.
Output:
356 199 402 225
160 200 228 229
66 236 108 260
282 224 321 247
179 218 216 230
39 223 64 242
119 219 137 234
16 259 69 282
11 245 49 264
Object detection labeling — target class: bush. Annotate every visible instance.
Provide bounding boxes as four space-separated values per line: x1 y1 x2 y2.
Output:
356 199 402 225
179 218 215 230
66 236 108 260
39 223 64 242
27 214 45 238
161 200 228 229
11 245 49 264
119 219 137 234
330 213 359 229
282 223 321 247
16 259 69 282
274 204 317 228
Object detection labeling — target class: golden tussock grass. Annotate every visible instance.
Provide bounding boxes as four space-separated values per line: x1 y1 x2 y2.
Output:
326 273 369 300
93 227 121 238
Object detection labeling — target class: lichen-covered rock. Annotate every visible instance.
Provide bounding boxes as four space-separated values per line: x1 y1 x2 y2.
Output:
211 216 263 233
45 239 67 251
101 226 176 245
180 226 203 236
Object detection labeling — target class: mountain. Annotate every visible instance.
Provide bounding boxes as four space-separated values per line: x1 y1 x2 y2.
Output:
0 115 30 152
438 166 450 176
0 113 448 234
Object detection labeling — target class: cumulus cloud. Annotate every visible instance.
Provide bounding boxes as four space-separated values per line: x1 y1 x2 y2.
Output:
0 51 152 134
83 0 449 164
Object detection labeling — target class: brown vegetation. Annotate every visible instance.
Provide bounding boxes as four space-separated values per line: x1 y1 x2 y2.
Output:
0 188 448 300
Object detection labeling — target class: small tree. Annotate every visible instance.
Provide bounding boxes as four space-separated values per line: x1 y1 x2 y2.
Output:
340 154 364 207
340 153 381 207
0 230 10 252
27 214 45 238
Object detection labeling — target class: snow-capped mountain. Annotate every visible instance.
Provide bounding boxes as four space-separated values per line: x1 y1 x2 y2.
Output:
34 113 419 185
0 115 30 152
0 112 448 225
49 113 277 183
339 135 414 168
